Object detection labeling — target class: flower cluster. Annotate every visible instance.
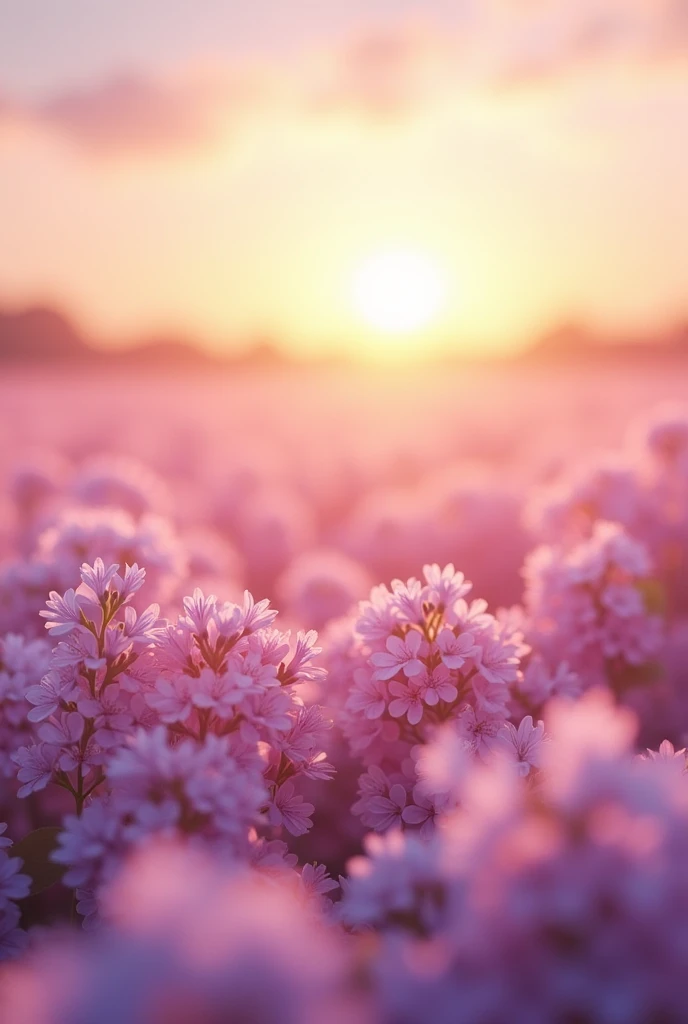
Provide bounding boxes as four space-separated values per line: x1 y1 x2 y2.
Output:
1 843 364 1022
14 559 333 919
0 634 51 795
149 586 332 836
13 558 159 810
0 823 30 960
340 691 688 1023
524 521 664 694
528 404 688 616
334 564 527 834
0 506 186 638
2 381 688 1017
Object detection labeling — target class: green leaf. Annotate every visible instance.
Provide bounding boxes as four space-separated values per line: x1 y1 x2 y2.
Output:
13 827 64 896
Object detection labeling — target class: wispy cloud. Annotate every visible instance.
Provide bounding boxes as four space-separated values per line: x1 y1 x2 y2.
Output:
0 67 264 155
1 4 686 158
35 74 219 153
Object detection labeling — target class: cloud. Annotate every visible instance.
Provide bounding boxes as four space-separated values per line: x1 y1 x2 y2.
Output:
485 0 688 87
0 67 264 156
2 4 686 159
310 25 446 120
34 73 227 153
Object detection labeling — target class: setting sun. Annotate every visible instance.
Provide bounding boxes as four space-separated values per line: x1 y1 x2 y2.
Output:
351 249 448 337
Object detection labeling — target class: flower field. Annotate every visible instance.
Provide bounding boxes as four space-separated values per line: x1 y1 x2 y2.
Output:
1 359 688 1022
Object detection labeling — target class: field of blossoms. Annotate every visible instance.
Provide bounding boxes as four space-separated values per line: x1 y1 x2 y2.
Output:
1 360 688 1022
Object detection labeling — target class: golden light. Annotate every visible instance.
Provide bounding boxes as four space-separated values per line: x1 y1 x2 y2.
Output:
351 248 448 337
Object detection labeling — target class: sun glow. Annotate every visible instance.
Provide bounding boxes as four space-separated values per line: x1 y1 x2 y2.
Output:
351 248 448 338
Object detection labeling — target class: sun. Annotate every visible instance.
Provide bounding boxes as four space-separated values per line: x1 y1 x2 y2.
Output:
351 248 448 337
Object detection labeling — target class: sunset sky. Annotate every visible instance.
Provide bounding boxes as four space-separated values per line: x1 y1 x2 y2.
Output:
1 1 687 359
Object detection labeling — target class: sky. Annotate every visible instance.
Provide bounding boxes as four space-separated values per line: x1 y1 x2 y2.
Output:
1 0 687 359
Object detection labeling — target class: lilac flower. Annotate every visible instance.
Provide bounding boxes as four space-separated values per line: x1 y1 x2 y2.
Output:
0 824 30 961
146 676 196 723
387 680 425 726
0 905 28 961
641 739 688 771
182 587 217 633
371 630 426 681
26 670 74 722
280 629 327 685
418 665 458 706
524 521 665 695
362 782 408 832
436 627 478 669
238 590 278 633
457 704 503 760
342 689 688 1023
0 632 52 775
39 588 84 635
268 781 315 836
496 715 546 776
38 710 85 749
300 862 339 897
401 790 438 839
276 704 332 764
422 563 472 610
244 686 293 732
53 799 134 889
79 557 120 600
122 602 160 643
4 844 366 1019
346 670 387 719
0 851 30 908
112 563 147 604
13 743 57 797
331 563 526 832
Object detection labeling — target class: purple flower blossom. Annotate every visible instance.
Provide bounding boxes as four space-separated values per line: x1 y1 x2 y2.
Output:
496 715 546 776
371 630 425 681
268 781 315 836
39 588 84 635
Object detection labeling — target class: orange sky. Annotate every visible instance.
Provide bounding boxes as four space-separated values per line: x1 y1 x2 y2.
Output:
1 2 687 359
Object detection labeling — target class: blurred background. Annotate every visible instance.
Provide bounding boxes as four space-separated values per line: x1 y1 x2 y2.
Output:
1 0 688 366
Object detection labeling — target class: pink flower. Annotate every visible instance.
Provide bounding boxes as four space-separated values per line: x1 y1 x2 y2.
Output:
238 591 278 634
474 634 520 686
363 782 408 832
26 672 76 723
301 862 339 896
268 782 315 836
346 670 387 719
371 631 425 681
642 740 688 771
458 705 503 760
497 716 546 776
436 628 478 670
122 603 160 643
281 630 326 686
401 791 437 839
419 665 458 707
146 677 196 723
39 589 84 635
112 563 146 604
182 588 216 634
422 563 471 610
388 681 425 726
79 558 120 601
13 744 57 797
38 711 85 748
